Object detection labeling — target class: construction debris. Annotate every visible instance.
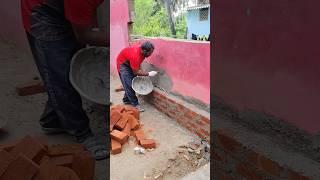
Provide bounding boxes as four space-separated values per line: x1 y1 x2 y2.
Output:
149 141 209 179
16 79 45 96
0 135 95 180
110 104 157 155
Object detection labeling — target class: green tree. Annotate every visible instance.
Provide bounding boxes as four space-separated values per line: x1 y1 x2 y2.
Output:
133 0 186 38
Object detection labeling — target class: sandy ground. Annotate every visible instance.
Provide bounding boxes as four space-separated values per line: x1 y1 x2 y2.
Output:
110 75 200 180
0 41 107 180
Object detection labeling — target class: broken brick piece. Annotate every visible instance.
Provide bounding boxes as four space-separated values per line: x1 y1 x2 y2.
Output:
134 129 146 144
124 105 140 120
48 144 85 156
110 109 122 131
114 115 128 130
33 135 49 150
115 86 124 92
50 155 73 167
1 154 39 180
16 80 45 96
0 140 19 152
127 115 140 130
140 139 156 149
122 123 131 137
0 150 15 177
111 105 125 113
110 130 128 144
10 135 47 164
37 161 80 180
111 139 122 155
72 151 95 180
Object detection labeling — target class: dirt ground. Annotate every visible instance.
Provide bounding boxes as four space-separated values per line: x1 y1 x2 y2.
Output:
110 75 207 180
0 41 107 180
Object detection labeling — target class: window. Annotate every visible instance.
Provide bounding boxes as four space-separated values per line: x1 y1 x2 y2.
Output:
199 8 209 21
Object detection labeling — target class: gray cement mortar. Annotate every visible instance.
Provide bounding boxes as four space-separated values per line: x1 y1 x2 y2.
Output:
212 95 320 163
141 62 210 112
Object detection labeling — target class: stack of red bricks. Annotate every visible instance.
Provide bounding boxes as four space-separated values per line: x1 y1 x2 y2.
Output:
110 104 156 155
0 135 95 180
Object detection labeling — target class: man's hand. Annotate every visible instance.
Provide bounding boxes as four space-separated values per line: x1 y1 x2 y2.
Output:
148 71 158 77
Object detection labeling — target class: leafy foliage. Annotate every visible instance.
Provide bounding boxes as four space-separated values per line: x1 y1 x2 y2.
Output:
133 0 187 39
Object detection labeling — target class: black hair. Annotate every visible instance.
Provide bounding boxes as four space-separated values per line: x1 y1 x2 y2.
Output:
141 41 154 52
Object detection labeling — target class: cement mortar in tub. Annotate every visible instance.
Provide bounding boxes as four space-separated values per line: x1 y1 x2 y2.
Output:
132 76 154 95
69 47 109 105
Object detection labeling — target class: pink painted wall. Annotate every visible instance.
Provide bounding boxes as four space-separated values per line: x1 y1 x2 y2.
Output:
110 0 130 74
214 0 320 134
132 39 210 104
0 1 29 50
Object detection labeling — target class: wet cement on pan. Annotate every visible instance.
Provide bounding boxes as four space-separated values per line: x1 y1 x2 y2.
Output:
141 62 210 112
70 47 109 105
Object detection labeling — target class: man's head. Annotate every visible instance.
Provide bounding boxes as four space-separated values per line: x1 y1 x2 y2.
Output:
141 41 154 57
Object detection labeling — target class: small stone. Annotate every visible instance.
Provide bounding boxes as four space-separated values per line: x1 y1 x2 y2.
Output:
147 148 155 152
187 148 194 153
154 173 163 179
188 142 200 150
183 155 190 161
197 158 207 167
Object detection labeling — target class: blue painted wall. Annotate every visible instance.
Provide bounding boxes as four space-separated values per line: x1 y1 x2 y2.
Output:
186 8 210 39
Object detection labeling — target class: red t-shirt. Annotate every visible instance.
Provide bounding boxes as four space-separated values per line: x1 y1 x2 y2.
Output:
116 46 145 72
21 0 104 32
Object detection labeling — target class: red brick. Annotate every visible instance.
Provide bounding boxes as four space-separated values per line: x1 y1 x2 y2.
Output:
288 170 311 180
72 151 95 180
16 80 45 96
50 155 74 167
246 150 259 166
110 130 128 144
134 129 146 144
258 156 283 176
127 115 140 130
37 161 80 180
48 144 85 156
10 135 47 164
0 150 15 177
140 139 156 149
216 130 242 153
1 154 40 180
200 116 210 125
111 139 122 155
114 115 128 130
0 141 19 152
200 129 210 137
124 105 140 120
110 110 122 131
195 131 206 139
122 122 131 136
185 111 196 119
115 85 124 92
187 122 198 129
236 162 263 180
33 135 49 150
111 105 125 113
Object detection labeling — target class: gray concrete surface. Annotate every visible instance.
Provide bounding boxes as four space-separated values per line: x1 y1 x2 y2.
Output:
110 75 200 180
182 163 210 180
0 41 107 180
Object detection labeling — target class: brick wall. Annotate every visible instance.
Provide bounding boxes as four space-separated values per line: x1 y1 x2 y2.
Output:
144 88 210 141
212 129 315 179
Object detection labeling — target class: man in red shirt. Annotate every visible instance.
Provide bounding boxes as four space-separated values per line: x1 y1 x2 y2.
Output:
116 41 158 112
21 0 108 160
